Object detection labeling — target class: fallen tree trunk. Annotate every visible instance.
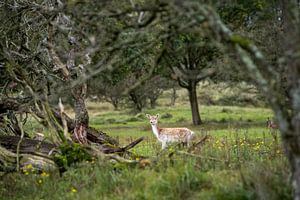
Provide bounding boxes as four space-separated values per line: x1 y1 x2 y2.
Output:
0 146 57 172
0 135 144 155
0 136 56 155
0 135 144 173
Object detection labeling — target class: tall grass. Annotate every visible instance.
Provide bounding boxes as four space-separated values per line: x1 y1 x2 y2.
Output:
1 101 291 200
1 130 290 199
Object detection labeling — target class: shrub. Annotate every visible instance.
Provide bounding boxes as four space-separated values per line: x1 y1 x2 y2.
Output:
54 143 92 172
161 113 173 119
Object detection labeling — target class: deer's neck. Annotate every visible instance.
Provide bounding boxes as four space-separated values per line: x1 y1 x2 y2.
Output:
151 124 160 138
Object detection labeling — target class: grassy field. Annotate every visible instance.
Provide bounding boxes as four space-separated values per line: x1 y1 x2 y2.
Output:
0 88 292 200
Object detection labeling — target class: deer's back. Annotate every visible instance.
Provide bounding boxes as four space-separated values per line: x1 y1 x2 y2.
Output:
159 128 192 138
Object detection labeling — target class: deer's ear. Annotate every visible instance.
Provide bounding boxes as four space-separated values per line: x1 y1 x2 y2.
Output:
156 114 160 119
146 114 151 119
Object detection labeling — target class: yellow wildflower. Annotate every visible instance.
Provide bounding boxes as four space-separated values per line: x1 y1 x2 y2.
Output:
23 169 29 175
276 150 280 154
71 187 77 193
254 146 260 151
24 164 33 169
41 171 49 177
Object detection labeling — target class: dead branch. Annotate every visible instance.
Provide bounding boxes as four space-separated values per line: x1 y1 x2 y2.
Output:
0 136 56 155
192 135 210 148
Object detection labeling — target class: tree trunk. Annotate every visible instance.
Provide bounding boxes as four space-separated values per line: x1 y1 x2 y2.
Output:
187 81 202 125
111 98 119 111
170 87 177 106
280 1 300 199
129 92 143 112
72 83 89 144
280 117 300 200
149 96 159 109
284 134 300 200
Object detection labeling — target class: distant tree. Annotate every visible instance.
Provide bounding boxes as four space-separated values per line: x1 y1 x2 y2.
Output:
169 84 179 107
127 75 170 112
88 69 127 110
163 35 220 125
147 76 172 109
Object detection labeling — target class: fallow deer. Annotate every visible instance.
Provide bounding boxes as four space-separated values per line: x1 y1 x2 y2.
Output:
267 117 278 129
146 114 194 149
267 117 278 141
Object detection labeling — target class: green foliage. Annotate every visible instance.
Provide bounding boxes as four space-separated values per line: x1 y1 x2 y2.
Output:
161 113 173 119
217 0 278 27
230 35 251 49
241 160 292 200
54 143 92 171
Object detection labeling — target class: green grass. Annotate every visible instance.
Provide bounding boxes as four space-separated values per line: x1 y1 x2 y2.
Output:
1 102 291 200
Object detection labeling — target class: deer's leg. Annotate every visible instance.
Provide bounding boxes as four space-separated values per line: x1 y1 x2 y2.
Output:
187 141 190 148
186 135 193 148
162 141 167 149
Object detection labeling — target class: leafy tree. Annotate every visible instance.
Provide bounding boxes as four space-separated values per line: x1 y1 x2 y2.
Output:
163 35 220 125
127 75 170 112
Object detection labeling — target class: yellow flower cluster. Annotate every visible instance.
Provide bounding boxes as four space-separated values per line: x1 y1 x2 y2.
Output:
22 164 33 175
22 164 51 179
250 141 265 151
70 187 77 193
214 140 225 150
41 171 50 177
212 138 268 152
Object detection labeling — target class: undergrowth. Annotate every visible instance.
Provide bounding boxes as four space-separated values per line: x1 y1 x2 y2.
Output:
1 104 291 200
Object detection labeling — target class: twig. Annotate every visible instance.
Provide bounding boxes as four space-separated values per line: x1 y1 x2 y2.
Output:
193 135 210 147
123 136 144 151
176 150 226 162
16 114 24 171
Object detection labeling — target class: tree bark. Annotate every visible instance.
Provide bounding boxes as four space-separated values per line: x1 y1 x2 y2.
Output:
129 92 144 112
187 81 202 125
50 108 117 145
0 146 57 172
72 83 89 144
170 87 177 106
149 95 159 109
283 129 300 200
280 1 300 199
0 136 56 155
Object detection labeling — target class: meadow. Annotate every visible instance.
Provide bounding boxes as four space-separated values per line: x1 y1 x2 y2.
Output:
0 87 291 200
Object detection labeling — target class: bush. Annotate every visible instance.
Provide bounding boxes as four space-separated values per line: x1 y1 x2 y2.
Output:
54 143 92 172
135 113 147 120
176 117 187 123
221 108 233 113
161 113 173 119
127 117 140 122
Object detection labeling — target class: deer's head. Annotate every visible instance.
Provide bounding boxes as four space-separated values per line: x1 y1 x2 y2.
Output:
146 114 159 125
